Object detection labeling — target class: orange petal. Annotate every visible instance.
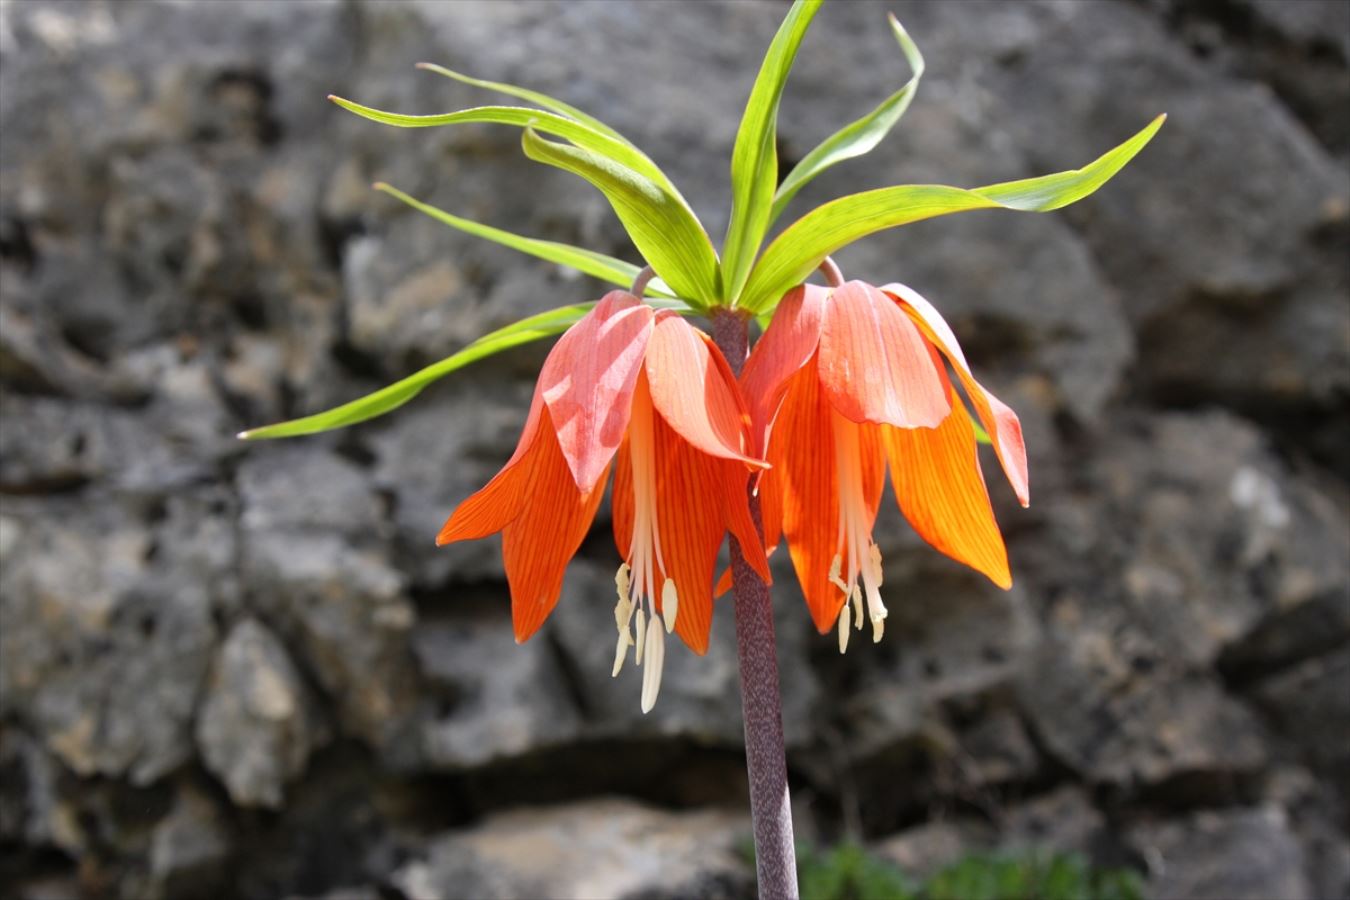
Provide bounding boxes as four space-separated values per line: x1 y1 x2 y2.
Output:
649 411 735 655
738 284 828 452
818 281 950 429
761 357 837 632
883 369 1012 589
500 407 609 642
644 313 764 468
882 282 1028 507
540 291 655 493
611 435 633 561
756 453 784 559
726 462 772 586
437 392 545 545
714 566 734 599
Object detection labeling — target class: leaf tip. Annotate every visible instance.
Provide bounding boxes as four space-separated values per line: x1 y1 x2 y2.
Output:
236 429 256 441
372 181 389 191
414 61 432 70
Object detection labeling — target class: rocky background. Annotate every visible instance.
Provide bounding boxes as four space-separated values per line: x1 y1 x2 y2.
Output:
1 1 1347 898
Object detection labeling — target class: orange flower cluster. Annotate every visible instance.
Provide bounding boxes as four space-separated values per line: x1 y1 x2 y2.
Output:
439 277 1027 709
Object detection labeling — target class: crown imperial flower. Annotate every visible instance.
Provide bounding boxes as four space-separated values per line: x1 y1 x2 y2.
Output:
740 277 1028 651
436 291 769 711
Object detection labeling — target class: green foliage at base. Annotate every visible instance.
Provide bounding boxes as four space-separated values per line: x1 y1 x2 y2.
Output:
789 842 1144 900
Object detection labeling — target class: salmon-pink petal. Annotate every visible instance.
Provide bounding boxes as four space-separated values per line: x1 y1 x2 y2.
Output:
883 367 1012 589
818 281 950 428
644 314 764 468
881 282 1029 507
436 391 545 545
501 412 609 642
540 290 655 493
738 284 828 451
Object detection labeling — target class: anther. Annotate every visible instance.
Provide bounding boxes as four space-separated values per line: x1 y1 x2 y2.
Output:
640 622 665 713
829 554 850 594
838 604 851 654
662 580 679 633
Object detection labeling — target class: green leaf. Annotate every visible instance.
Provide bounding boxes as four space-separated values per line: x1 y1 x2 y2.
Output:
415 61 633 147
722 0 822 306
373 182 675 297
239 297 688 440
770 13 924 224
328 97 682 199
522 127 721 305
740 114 1166 312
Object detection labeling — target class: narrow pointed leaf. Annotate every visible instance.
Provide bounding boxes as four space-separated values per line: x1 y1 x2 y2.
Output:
374 182 674 297
722 0 822 305
328 97 683 199
415 61 633 147
770 13 925 223
740 114 1165 312
522 128 721 305
239 299 689 440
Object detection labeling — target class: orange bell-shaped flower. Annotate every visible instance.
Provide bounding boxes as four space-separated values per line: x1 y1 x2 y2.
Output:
740 279 1027 651
438 291 769 710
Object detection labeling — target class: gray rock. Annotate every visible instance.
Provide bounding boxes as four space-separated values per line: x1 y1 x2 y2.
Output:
1251 647 1350 795
1017 632 1268 790
1024 411 1350 699
412 612 582 769
0 495 222 785
393 798 751 900
0 393 212 493
148 785 232 900
242 529 418 754
238 443 386 540
1129 807 1312 900
976 0 1350 444
997 786 1106 857
196 618 327 808
368 381 540 589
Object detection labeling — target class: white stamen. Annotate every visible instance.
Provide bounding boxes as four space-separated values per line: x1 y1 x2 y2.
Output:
838 604 851 654
662 580 678 633
640 620 665 713
611 631 629 677
634 608 647 666
825 408 892 650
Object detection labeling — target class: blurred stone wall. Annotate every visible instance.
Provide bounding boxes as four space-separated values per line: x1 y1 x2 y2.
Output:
0 1 1346 898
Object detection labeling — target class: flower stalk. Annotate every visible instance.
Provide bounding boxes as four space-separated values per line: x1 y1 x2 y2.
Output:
712 307 799 900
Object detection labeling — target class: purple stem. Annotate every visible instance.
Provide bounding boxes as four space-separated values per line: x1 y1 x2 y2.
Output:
711 308 799 900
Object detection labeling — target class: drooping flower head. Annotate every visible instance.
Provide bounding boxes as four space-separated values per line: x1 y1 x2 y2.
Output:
437 291 770 710
740 276 1028 651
